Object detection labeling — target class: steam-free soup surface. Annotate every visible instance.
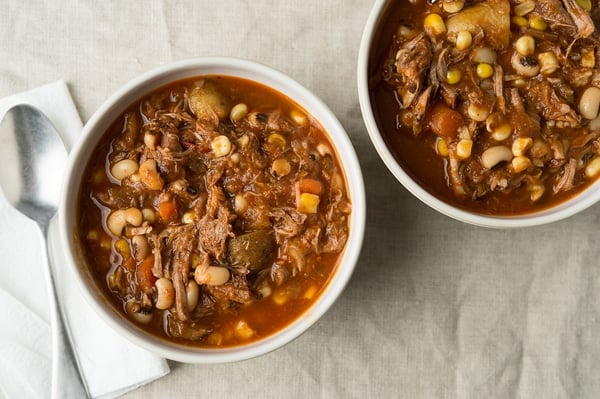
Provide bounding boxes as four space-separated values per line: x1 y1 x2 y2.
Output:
77 76 351 347
371 0 600 215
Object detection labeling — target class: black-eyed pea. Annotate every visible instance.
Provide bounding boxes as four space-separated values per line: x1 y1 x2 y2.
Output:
131 235 150 262
579 87 600 120
481 146 513 169
585 157 600 178
155 278 175 310
106 208 143 236
125 301 153 324
186 280 200 312
230 103 248 123
110 159 139 181
139 159 164 190
317 143 332 157
194 266 230 286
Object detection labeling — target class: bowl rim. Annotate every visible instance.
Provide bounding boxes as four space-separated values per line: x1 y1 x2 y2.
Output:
59 56 366 363
357 0 600 228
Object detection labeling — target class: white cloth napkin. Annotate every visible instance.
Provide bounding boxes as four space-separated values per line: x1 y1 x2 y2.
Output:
0 81 170 399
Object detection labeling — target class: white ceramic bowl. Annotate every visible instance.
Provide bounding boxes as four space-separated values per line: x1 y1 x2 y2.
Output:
358 0 600 228
59 57 366 363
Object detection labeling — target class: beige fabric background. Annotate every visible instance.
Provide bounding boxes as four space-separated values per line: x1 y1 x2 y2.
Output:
3 1 600 398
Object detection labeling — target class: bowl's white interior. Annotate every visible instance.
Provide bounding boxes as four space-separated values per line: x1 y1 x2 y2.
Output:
59 57 366 363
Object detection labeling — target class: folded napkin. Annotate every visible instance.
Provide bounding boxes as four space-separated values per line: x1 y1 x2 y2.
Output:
0 81 170 399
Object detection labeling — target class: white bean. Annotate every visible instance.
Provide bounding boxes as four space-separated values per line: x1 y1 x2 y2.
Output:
155 278 175 310
481 146 513 169
106 208 143 236
110 159 139 181
579 87 600 120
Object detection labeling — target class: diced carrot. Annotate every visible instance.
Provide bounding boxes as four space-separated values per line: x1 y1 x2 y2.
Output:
428 103 464 138
158 200 178 222
136 255 156 292
298 178 323 195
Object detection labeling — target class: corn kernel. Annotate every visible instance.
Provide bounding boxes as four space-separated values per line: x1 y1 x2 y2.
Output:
576 0 592 11
491 123 512 141
142 208 155 222
267 133 286 146
538 52 559 75
87 230 99 241
512 16 528 27
182 211 195 224
585 157 600 178
467 103 489 122
582 48 596 68
476 63 494 79
297 192 320 214
512 137 533 156
446 67 462 84
515 35 535 56
436 138 449 157
456 139 473 159
529 15 548 31
455 31 472 51
273 290 289 305
424 13 446 36
211 135 231 157
234 320 255 340
271 158 291 177
190 252 201 269
530 184 545 201
511 156 531 173
442 0 465 13
303 285 318 300
207 332 223 346
237 134 249 148
100 237 112 250
114 239 130 257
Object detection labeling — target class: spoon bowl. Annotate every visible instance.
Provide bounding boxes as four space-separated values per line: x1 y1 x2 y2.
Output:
0 104 88 398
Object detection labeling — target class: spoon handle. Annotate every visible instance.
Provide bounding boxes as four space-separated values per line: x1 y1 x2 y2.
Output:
38 223 89 398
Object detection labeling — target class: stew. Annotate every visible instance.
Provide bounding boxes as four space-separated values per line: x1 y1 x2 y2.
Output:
371 0 600 215
77 76 351 347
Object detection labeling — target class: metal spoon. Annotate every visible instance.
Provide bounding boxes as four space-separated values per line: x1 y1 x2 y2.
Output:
0 105 88 398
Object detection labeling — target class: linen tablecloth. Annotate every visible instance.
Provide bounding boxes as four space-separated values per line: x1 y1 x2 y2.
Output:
3 1 600 398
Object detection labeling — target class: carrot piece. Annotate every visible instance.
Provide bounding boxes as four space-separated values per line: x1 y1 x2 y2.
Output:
136 255 156 292
158 200 177 222
428 103 464 138
298 178 323 195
